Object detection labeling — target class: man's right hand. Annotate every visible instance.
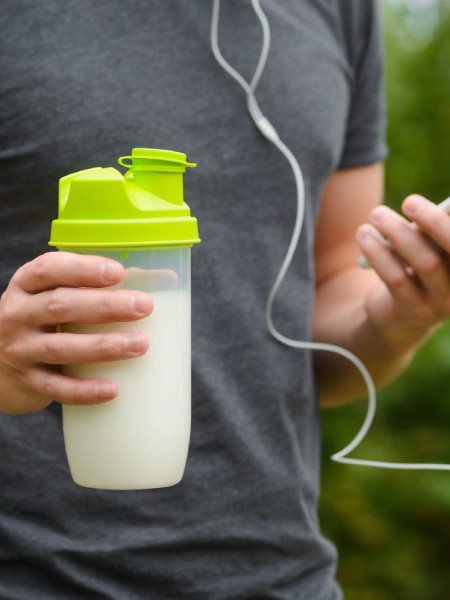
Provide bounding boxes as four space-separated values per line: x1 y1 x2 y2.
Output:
0 252 153 415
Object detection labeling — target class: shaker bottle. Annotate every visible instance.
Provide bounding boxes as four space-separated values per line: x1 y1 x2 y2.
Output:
48 148 201 490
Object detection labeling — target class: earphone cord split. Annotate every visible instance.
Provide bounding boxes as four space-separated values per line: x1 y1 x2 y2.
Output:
211 0 450 471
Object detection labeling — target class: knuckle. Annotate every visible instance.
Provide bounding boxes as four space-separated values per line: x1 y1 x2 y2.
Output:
32 253 55 282
40 376 56 398
98 292 115 316
45 289 71 319
98 334 125 359
68 380 105 405
99 291 132 319
0 339 25 372
117 333 132 356
41 336 64 363
92 333 127 360
27 368 56 400
11 262 31 286
417 253 441 277
3 338 22 362
0 287 12 304
386 269 408 288
0 296 20 326
116 334 131 356
67 385 91 405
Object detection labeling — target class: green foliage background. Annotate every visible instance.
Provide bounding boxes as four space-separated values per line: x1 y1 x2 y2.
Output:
319 1 450 598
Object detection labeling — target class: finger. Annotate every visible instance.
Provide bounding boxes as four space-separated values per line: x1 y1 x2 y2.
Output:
12 252 124 294
29 367 119 405
402 195 450 253
23 331 149 365
356 224 425 308
24 287 153 326
370 205 450 296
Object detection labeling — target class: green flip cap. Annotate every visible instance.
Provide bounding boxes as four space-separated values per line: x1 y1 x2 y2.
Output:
49 148 201 249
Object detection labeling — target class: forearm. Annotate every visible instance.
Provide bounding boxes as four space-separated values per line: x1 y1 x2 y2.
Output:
313 266 434 408
313 165 450 408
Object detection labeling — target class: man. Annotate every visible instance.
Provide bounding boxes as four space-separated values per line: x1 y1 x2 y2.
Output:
1 1 446 598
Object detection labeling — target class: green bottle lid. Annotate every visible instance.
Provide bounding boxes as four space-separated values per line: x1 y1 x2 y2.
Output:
49 148 201 250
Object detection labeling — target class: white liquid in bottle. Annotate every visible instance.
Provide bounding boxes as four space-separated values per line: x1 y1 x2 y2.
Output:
63 289 191 490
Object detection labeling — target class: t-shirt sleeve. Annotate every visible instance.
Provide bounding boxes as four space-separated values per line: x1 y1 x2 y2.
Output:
338 0 388 169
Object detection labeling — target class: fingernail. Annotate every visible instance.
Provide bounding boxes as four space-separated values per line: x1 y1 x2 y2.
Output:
101 262 122 282
371 206 390 225
96 383 116 399
132 294 151 315
356 226 368 242
404 195 425 215
126 333 146 353
357 224 379 242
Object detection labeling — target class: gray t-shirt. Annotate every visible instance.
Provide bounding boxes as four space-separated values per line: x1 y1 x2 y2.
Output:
0 1 386 598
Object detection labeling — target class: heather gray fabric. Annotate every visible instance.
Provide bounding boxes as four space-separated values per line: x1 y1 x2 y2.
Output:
0 1 387 598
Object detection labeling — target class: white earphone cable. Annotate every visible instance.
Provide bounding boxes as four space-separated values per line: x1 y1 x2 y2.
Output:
211 0 450 470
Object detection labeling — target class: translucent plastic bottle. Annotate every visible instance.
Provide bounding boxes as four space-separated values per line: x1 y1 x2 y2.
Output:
49 148 201 490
